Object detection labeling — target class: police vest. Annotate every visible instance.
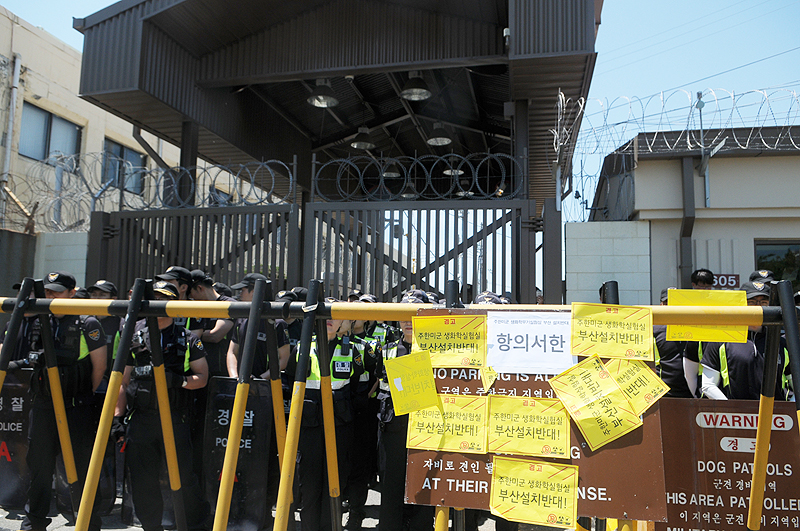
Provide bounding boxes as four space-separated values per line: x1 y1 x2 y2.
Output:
717 343 789 398
30 316 93 400
305 336 355 390
128 324 192 411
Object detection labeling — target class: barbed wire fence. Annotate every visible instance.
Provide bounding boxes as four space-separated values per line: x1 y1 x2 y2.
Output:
3 154 296 233
562 87 800 222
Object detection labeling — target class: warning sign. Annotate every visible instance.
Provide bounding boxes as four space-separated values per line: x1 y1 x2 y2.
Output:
407 395 488 454
571 303 653 360
405 406 667 521
487 396 570 458
490 456 578 527
655 398 800 531
412 315 486 367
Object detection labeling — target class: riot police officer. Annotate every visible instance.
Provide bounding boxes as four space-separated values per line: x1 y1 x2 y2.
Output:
293 300 370 531
376 290 433 531
115 280 210 531
22 271 107 531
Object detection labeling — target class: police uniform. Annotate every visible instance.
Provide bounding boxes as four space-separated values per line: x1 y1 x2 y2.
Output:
344 321 393 530
376 337 432 531
123 319 210 531
295 334 366 531
701 331 789 400
23 314 106 531
652 325 694 398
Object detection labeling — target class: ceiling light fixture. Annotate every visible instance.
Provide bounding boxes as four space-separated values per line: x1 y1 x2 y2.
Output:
382 162 401 178
442 156 464 176
427 122 452 146
351 127 375 150
400 71 432 101
307 78 339 108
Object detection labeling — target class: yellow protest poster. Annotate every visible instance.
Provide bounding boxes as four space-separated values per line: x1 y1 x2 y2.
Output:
481 366 498 392
412 315 486 367
384 351 439 416
407 394 487 454
666 289 747 343
549 355 642 451
490 456 578 528
487 396 569 458
571 303 653 360
604 358 669 416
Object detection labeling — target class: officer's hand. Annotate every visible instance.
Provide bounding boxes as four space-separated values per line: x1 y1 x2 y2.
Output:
6 359 27 373
111 416 126 442
166 371 186 389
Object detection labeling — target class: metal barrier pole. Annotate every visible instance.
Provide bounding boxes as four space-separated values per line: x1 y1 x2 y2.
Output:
446 280 463 308
33 279 81 518
264 282 289 469
0 277 34 392
434 506 449 531
144 280 188 531
274 280 322 531
75 278 146 531
213 278 267 531
316 316 343 531
776 280 800 439
747 281 784 530
453 507 465 531
600 281 622 531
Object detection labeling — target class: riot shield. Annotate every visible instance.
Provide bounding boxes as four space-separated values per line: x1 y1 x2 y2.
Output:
0 369 32 509
204 376 274 530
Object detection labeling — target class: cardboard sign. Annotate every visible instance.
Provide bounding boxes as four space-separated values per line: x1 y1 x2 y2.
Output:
490 456 579 528
487 396 570 458
655 399 800 531
486 311 573 374
604 358 669 416
666 289 747 343
571 303 653 360
407 395 488 454
549 356 642 451
412 315 486 367
384 351 439 415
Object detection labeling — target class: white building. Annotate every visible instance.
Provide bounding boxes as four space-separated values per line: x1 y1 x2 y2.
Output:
565 127 800 305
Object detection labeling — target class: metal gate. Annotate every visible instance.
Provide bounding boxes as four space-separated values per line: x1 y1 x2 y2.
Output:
87 204 300 293
303 200 537 303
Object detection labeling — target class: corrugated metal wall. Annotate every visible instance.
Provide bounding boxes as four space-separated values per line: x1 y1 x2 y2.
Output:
508 0 595 58
199 0 505 85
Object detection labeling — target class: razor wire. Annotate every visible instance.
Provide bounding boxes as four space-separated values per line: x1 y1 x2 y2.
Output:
3 154 295 233
561 87 800 222
312 153 525 202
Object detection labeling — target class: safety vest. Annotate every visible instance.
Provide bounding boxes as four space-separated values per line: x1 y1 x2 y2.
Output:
717 344 789 397
30 316 92 399
305 336 355 390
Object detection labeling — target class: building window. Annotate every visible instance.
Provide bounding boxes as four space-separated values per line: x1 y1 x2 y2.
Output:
103 139 146 195
755 240 800 291
19 102 81 161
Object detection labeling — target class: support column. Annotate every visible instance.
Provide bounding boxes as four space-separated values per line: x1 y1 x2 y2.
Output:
678 157 695 289
542 197 562 304
513 100 529 199
179 120 199 206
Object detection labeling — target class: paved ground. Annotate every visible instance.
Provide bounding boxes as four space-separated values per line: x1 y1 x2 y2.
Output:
0 489 550 530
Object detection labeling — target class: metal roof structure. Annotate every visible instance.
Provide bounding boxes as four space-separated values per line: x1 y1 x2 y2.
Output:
74 0 602 205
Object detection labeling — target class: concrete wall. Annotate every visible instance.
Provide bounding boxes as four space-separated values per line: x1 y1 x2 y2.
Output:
565 221 651 305
33 232 89 286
